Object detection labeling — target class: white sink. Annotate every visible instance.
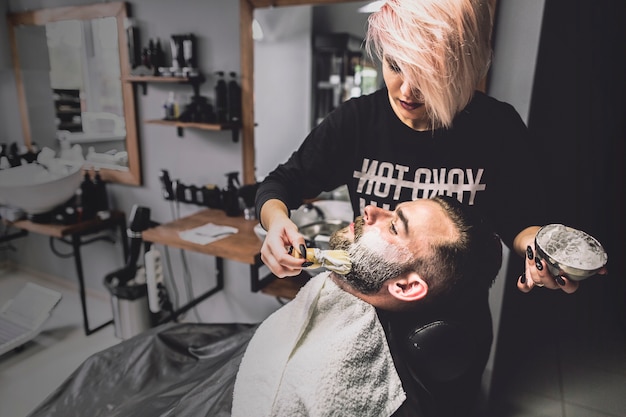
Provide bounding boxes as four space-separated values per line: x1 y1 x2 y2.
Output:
0 162 83 214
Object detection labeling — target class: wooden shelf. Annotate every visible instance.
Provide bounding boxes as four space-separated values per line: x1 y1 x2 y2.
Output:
124 75 203 84
124 74 205 96
145 119 240 141
125 74 240 141
145 119 232 130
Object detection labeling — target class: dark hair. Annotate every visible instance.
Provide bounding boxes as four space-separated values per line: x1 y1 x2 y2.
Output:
411 195 502 302
336 195 502 298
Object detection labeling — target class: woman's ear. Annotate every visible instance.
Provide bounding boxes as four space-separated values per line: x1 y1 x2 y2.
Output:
387 272 428 302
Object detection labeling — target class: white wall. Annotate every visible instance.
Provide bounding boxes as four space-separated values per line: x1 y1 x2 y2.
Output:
488 0 546 123
254 6 313 179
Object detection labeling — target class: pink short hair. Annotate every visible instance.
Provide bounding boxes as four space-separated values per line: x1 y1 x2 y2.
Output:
366 0 493 128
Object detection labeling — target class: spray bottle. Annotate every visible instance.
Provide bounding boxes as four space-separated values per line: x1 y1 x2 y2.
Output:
214 71 228 123
92 168 109 216
227 71 242 123
78 169 96 220
223 172 242 217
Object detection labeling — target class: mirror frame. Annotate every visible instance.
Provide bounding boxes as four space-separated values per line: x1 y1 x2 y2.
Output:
7 2 142 186
239 0 496 185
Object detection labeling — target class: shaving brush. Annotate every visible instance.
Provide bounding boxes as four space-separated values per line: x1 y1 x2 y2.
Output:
290 246 351 275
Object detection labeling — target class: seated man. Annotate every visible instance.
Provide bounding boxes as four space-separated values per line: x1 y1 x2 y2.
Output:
232 195 502 417
29 196 499 417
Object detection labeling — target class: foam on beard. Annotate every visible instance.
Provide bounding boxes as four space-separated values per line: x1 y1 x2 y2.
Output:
344 228 411 293
349 228 410 260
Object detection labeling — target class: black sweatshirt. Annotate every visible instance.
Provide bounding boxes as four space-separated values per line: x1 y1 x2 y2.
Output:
256 87 546 416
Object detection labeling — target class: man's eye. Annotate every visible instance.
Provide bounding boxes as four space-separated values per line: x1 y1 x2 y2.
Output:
390 222 398 235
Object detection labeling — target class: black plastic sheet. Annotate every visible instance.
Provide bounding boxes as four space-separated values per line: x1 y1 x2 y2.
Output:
28 323 258 417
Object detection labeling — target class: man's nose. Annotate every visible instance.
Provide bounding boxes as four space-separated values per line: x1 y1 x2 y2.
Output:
363 205 390 225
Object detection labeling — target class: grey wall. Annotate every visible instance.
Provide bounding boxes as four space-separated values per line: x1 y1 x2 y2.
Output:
488 0 546 123
2 0 282 323
254 5 313 179
1 0 546 325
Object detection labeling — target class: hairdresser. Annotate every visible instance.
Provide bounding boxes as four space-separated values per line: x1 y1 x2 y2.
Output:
256 0 581 292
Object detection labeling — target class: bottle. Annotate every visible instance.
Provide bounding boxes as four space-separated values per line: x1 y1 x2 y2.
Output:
79 170 96 220
153 39 164 75
147 39 154 69
7 142 20 167
141 47 149 68
0 144 8 170
92 168 109 215
223 172 241 217
166 91 179 120
214 71 228 123
162 100 169 120
59 139 72 160
227 71 241 123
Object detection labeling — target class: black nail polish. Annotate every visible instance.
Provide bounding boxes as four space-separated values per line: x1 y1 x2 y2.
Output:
526 246 534 260
520 273 526 284
302 261 313 268
555 275 565 286
535 259 543 271
300 244 307 259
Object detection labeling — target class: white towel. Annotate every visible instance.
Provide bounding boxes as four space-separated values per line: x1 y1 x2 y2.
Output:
178 222 238 245
232 272 406 417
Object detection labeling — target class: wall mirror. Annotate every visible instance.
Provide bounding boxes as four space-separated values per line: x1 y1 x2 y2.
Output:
7 2 142 185
240 0 364 185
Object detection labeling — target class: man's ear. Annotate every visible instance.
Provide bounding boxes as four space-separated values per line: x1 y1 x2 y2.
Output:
387 272 428 302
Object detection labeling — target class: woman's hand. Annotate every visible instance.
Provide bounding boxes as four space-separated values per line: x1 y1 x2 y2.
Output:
517 244 579 293
514 226 607 293
259 199 308 278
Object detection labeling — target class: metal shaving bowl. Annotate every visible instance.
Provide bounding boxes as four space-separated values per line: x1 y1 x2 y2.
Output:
534 224 608 281
299 219 350 249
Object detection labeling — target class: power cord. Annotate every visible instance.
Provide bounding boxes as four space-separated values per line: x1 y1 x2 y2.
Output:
169 180 203 322
162 245 180 311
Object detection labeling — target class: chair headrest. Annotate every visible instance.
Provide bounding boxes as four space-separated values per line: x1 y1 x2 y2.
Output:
404 320 476 383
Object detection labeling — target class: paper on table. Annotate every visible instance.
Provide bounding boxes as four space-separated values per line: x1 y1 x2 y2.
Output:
178 223 238 245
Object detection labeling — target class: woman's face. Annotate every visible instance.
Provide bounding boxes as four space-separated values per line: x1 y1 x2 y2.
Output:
382 57 430 131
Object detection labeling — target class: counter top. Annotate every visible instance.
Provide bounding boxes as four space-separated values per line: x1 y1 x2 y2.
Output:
142 208 262 265
8 210 126 238
142 208 313 300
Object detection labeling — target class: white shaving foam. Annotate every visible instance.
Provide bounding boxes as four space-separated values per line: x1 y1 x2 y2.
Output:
536 224 607 270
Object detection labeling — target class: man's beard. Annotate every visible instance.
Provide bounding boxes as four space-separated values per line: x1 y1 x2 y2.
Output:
329 217 408 294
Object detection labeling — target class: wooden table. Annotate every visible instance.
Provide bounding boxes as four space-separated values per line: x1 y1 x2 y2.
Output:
142 208 262 265
5 211 129 335
142 208 310 302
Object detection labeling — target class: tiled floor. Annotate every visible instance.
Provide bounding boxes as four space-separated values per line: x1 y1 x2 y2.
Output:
488 276 626 417
0 265 120 417
0 263 624 417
